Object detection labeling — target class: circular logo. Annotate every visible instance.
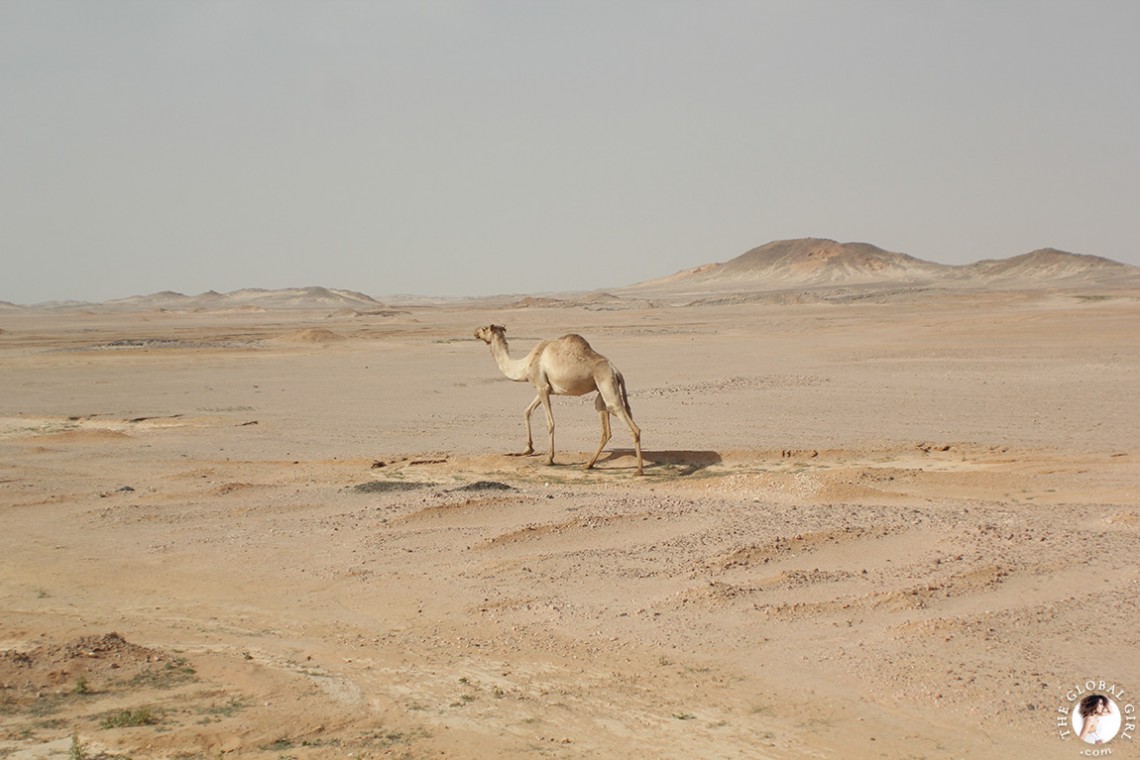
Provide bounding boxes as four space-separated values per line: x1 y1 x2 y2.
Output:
1055 679 1135 752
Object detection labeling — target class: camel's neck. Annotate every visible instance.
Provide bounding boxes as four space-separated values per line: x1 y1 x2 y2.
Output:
488 334 530 382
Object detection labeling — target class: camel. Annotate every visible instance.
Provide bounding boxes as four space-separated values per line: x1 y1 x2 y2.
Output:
474 324 643 475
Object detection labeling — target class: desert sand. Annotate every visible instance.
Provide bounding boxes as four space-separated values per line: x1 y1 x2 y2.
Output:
2 268 1138 758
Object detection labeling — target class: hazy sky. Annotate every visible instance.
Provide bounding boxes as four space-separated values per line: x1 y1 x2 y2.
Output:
3 1 1138 304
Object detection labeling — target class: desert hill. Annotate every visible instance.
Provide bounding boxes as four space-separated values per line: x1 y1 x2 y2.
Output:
963 247 1131 281
712 238 945 284
629 238 1138 294
629 239 934 291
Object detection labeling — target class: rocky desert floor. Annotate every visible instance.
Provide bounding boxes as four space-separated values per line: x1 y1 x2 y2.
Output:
1 288 1138 759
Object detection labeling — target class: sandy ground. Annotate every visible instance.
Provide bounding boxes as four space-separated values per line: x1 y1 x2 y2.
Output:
1 289 1137 759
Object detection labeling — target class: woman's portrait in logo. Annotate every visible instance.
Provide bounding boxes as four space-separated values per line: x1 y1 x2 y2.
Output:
1074 693 1122 745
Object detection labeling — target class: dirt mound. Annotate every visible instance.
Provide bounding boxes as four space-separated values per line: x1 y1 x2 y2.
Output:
451 480 514 492
352 480 433 493
511 296 566 308
278 328 346 343
31 428 132 443
0 632 192 705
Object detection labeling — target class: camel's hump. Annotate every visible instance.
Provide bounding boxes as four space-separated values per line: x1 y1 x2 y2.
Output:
555 333 593 349
550 333 601 359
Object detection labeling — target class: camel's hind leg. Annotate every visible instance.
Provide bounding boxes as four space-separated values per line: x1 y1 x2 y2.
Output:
616 407 643 476
588 386 643 475
619 374 644 475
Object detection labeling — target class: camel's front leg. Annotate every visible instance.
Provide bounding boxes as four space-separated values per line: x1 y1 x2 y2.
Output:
586 406 612 470
539 390 556 465
507 395 542 457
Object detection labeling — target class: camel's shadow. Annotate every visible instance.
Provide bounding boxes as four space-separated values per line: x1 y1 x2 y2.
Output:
600 449 722 477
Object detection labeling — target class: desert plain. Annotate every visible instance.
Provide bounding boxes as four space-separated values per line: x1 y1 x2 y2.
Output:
1 254 1138 759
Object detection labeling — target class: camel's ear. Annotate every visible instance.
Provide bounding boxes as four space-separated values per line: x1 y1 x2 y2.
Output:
493 324 506 334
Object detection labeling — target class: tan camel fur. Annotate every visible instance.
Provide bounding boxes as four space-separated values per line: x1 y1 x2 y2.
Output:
474 324 644 475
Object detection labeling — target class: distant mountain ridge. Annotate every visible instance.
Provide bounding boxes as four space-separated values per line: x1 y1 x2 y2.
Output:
4 240 1136 310
631 239 1136 292
24 286 384 312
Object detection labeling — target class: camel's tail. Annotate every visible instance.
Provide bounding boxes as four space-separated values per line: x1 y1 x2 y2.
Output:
616 369 633 418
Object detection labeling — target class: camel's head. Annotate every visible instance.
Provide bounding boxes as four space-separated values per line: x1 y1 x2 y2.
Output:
473 324 506 344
